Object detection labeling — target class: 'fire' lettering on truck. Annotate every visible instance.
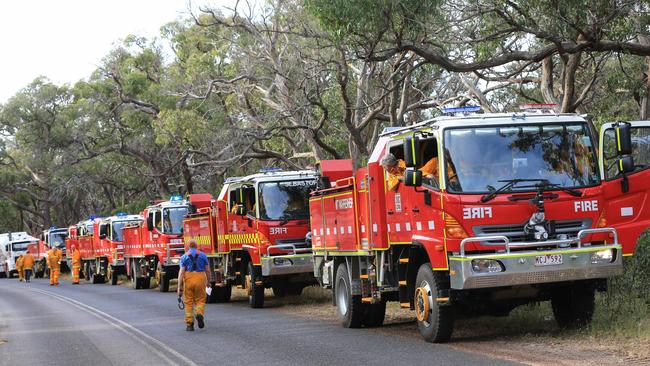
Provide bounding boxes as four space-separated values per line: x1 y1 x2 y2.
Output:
574 200 598 212
462 206 493 219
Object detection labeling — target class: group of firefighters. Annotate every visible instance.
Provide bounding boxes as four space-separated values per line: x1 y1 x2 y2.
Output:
13 245 68 285
10 240 209 331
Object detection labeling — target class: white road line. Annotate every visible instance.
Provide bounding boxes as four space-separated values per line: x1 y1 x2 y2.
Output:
28 288 197 366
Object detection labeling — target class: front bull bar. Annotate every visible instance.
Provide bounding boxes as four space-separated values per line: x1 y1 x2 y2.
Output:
449 228 623 290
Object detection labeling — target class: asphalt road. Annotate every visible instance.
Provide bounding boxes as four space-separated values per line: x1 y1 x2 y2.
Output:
0 278 521 366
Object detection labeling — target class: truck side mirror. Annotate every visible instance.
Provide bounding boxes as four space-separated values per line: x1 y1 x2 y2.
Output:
618 155 635 174
403 135 421 168
235 204 247 216
404 168 423 187
614 122 632 156
146 215 154 231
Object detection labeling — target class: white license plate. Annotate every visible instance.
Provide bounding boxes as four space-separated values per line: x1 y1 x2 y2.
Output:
534 254 563 266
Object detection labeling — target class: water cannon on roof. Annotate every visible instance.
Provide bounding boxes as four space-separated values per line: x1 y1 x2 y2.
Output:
441 105 481 116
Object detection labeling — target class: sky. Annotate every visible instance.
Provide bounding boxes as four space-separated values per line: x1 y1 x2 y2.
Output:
0 0 227 103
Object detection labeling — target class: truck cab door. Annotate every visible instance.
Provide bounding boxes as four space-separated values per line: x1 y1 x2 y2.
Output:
599 121 650 256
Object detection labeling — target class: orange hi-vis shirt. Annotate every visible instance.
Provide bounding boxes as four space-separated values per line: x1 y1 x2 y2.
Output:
22 253 35 268
72 249 81 265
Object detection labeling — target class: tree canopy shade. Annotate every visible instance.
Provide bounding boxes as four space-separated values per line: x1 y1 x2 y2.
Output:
0 0 649 232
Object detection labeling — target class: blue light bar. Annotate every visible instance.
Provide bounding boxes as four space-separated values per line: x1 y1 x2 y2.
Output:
260 167 283 173
170 195 184 203
49 226 57 230
89 215 97 220
441 106 481 114
116 212 128 217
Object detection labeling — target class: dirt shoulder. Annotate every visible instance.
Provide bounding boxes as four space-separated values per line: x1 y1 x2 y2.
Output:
251 287 650 366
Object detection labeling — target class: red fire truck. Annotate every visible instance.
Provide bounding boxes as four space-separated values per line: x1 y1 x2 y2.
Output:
183 170 318 308
94 213 144 285
74 217 107 283
33 227 68 278
123 196 189 291
309 107 650 342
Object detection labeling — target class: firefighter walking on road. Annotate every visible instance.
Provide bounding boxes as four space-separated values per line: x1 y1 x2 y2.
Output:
22 250 35 283
71 244 81 284
177 240 211 331
47 245 62 286
16 255 24 282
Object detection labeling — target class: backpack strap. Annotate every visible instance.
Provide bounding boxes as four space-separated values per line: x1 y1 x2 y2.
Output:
189 253 199 272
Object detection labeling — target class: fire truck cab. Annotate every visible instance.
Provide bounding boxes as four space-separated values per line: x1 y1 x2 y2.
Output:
309 107 650 342
0 232 40 278
123 196 188 291
36 227 68 277
184 169 318 308
97 213 143 285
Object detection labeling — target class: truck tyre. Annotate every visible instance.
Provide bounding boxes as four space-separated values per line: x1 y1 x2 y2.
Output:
84 262 91 281
157 263 170 293
108 265 119 285
247 262 264 308
131 261 141 290
218 284 232 302
414 263 454 343
551 284 595 328
363 300 386 328
335 263 365 328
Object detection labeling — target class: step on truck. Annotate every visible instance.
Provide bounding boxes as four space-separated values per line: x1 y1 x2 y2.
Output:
309 106 650 342
183 169 318 308
122 196 189 291
33 227 68 278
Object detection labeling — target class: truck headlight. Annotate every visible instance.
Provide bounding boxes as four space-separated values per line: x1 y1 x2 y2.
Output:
170 257 180 264
591 249 614 264
471 259 504 273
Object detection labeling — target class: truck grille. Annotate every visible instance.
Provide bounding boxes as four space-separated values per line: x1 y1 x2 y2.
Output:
274 238 310 250
473 219 592 243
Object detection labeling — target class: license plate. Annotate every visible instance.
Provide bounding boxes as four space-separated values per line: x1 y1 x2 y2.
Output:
534 254 563 266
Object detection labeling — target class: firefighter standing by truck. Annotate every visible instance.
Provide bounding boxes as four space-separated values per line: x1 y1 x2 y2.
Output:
16 255 24 282
22 250 35 282
47 245 62 285
177 240 211 331
71 244 81 284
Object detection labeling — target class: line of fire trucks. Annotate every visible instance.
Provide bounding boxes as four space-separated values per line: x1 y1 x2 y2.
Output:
4 107 650 342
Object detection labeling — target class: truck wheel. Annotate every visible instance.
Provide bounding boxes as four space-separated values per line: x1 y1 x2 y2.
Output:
218 284 232 302
363 300 386 328
247 262 264 308
335 263 365 328
108 265 119 285
551 284 595 328
157 263 170 293
84 262 91 281
414 263 454 343
131 261 141 290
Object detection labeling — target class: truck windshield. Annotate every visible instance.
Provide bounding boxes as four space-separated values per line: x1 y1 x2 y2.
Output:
12 241 33 251
111 220 140 242
49 232 67 248
162 207 188 234
444 123 599 193
258 180 317 221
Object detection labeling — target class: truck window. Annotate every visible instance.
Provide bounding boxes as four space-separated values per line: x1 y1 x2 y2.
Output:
49 232 67 248
603 126 650 179
162 207 188 234
258 180 317 221
444 123 599 193
112 220 139 241
154 211 162 231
